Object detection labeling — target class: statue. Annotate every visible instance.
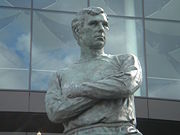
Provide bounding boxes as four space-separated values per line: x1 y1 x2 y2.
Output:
45 7 143 135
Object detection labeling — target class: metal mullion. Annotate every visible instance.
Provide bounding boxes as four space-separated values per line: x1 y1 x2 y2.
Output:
145 17 180 23
27 0 33 112
142 0 150 119
29 0 33 91
88 0 90 7
33 8 77 15
108 15 140 19
108 14 143 20
0 5 31 10
0 89 32 92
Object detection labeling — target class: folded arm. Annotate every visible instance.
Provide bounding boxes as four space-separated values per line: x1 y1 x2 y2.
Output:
45 72 97 123
68 54 142 99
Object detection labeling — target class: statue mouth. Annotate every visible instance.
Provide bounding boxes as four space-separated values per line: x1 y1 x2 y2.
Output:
95 35 105 41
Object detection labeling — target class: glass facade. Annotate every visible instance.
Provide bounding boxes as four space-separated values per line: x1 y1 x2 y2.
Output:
90 0 142 17
0 8 30 89
33 0 87 12
0 0 31 8
146 20 180 99
0 0 180 100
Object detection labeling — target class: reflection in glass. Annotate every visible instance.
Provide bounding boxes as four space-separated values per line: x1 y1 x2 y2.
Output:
106 17 144 56
32 11 80 90
0 69 29 89
32 12 146 93
148 77 180 100
31 70 55 91
105 17 145 96
144 0 180 20
146 20 180 99
0 8 30 90
0 8 30 69
0 0 31 8
32 11 79 71
33 0 87 12
146 20 180 79
90 0 142 17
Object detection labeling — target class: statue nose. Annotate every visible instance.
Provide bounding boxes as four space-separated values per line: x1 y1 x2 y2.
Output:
97 23 105 32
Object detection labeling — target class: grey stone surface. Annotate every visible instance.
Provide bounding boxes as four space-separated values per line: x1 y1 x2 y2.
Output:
45 7 142 135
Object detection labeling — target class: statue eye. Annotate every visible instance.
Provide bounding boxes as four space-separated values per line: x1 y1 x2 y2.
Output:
103 22 109 28
89 21 98 26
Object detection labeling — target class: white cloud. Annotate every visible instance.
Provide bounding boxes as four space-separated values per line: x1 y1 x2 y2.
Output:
0 41 28 89
16 33 30 54
0 41 24 68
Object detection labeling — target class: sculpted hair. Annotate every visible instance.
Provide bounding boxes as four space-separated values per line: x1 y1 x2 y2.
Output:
71 7 107 41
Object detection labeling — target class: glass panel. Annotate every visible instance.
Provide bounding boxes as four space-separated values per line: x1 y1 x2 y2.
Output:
148 78 180 100
144 0 180 20
0 8 30 69
31 70 54 91
90 0 142 17
105 17 146 96
146 20 180 99
32 11 79 90
0 0 31 8
32 11 79 70
32 11 146 94
0 69 29 89
33 0 87 12
0 8 30 90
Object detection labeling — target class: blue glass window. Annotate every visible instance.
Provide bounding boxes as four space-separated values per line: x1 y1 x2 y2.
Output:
90 0 142 17
144 0 180 20
32 11 79 90
0 0 31 8
33 0 87 12
146 20 180 100
0 8 30 89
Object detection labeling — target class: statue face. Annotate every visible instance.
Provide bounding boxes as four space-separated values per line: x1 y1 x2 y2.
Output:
79 13 109 50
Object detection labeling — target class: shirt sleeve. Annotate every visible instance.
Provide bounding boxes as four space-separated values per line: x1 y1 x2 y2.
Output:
74 54 142 99
45 72 98 123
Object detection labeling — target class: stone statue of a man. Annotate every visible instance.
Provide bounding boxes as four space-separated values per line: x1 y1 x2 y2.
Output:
45 7 143 135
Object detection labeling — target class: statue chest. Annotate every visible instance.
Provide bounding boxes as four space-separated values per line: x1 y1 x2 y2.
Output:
61 59 119 87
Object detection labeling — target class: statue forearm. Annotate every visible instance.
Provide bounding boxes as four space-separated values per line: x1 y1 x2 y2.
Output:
68 72 141 99
45 72 98 123
45 92 98 123
68 54 142 99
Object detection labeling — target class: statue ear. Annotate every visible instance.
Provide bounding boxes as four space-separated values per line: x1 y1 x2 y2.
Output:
74 28 79 37
73 27 81 40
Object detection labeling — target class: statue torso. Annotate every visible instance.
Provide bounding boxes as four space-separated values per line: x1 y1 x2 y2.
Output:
61 54 119 88
58 54 136 132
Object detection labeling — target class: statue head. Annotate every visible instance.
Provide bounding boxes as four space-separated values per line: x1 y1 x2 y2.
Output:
72 7 109 50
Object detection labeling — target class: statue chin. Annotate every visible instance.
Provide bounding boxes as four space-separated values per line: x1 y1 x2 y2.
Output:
90 42 105 50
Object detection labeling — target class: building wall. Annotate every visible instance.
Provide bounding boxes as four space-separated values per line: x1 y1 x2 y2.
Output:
1 91 180 121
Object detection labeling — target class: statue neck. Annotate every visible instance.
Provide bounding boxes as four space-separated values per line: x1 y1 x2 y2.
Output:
80 47 105 61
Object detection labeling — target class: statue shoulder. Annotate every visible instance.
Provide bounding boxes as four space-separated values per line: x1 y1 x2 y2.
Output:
56 63 78 78
115 53 139 61
107 53 139 66
56 67 69 77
